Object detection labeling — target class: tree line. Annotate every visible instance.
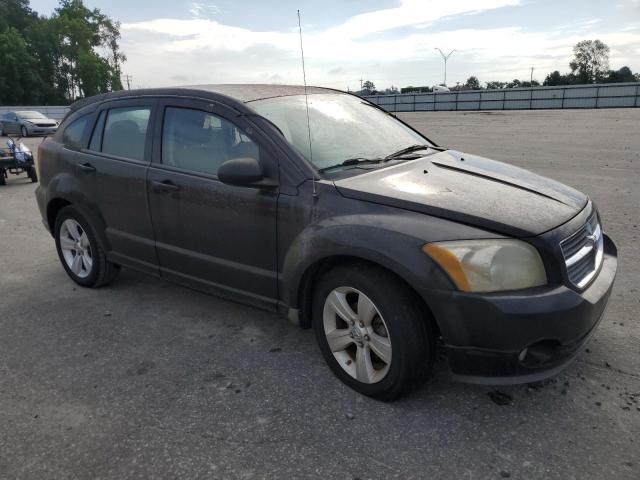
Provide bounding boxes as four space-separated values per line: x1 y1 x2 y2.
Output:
359 40 640 95
0 0 125 105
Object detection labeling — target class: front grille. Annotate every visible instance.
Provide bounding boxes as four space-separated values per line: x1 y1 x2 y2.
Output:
560 213 604 289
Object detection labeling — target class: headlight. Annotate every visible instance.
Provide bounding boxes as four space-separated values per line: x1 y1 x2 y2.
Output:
423 239 547 292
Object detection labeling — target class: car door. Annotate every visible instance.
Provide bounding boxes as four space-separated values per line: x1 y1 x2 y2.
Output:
147 98 279 309
3 112 19 134
74 99 159 274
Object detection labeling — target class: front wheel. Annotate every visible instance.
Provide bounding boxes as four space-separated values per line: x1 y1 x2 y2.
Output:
20 126 29 137
313 263 436 400
54 206 120 287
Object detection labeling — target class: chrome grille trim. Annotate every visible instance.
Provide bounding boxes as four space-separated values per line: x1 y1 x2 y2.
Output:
560 214 604 289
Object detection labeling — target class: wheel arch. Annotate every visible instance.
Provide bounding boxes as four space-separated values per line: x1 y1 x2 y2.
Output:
47 197 72 234
47 197 111 251
292 254 441 338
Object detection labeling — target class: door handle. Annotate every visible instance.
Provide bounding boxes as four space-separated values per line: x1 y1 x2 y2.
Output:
151 180 180 192
77 162 96 172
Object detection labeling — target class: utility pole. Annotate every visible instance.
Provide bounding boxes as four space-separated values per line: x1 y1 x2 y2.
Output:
122 74 132 90
530 67 534 85
434 48 456 87
359 78 364 91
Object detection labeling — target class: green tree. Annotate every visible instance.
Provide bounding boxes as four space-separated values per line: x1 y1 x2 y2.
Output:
543 70 578 86
604 66 636 83
464 76 481 90
26 14 66 103
569 40 610 83
0 0 38 33
0 0 126 104
485 81 506 89
0 27 43 104
361 80 376 94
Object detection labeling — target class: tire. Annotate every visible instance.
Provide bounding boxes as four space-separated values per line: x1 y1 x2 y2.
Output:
313 263 435 401
0 124 4 136
0 170 5 186
54 205 120 288
21 125 29 137
27 166 38 183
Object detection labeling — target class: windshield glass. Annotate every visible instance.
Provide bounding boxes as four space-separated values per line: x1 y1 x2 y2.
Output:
18 111 46 120
249 93 430 170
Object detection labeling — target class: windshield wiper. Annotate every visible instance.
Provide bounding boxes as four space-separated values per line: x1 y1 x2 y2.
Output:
384 144 445 161
318 157 383 172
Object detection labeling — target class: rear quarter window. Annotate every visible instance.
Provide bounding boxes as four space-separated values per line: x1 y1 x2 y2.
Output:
62 116 90 150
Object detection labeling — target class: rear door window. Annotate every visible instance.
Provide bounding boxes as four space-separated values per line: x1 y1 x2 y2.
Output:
100 107 151 161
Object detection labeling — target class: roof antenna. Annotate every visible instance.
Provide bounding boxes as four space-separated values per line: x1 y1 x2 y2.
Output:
297 9 317 197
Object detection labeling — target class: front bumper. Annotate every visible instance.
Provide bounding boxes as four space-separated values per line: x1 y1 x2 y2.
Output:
27 125 57 135
428 235 617 384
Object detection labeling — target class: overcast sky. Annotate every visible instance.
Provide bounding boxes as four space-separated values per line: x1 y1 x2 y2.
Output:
30 0 640 90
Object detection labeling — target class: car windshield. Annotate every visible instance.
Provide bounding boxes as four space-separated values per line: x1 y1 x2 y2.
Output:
18 111 46 120
249 93 431 170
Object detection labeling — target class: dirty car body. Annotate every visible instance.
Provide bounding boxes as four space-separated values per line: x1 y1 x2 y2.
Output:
35 85 617 399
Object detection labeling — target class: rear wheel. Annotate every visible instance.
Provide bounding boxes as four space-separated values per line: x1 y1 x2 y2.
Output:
54 206 119 287
26 166 38 183
313 263 435 400
0 169 5 186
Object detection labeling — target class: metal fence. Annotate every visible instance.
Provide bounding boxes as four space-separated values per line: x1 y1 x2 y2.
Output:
2 83 639 118
0 105 69 120
364 82 640 112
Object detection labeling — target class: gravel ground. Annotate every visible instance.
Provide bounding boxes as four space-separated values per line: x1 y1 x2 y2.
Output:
1 109 639 479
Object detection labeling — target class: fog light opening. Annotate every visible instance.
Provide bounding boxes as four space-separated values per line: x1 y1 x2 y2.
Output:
518 348 528 362
520 339 562 367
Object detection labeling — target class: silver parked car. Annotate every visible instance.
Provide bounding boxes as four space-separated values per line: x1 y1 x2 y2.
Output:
0 111 58 137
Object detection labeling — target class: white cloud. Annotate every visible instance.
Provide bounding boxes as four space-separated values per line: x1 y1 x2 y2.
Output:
120 0 640 90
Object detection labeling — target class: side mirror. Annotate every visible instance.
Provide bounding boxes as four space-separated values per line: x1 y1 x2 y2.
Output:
218 157 274 188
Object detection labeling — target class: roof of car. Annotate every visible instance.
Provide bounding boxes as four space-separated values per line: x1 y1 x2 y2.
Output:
68 84 344 114
182 84 339 102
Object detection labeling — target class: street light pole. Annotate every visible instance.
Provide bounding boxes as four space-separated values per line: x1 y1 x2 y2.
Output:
530 67 534 85
434 48 456 87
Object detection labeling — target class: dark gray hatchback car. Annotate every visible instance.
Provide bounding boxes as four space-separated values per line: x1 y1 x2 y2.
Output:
36 85 617 400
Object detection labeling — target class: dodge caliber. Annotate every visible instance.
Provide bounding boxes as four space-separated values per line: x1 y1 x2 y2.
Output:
35 85 617 400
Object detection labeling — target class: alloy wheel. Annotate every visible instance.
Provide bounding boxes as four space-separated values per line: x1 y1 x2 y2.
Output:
59 219 93 278
322 286 392 384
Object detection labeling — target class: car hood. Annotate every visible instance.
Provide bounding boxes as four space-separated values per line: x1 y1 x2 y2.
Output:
333 150 588 237
28 120 56 125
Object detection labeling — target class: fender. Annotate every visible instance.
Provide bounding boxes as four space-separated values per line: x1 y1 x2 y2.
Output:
280 210 496 312
45 172 111 251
